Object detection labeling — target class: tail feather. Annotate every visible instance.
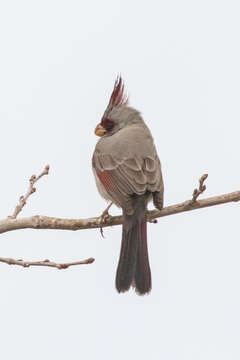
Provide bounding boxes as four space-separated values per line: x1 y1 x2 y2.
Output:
115 219 139 292
115 195 151 295
134 219 151 295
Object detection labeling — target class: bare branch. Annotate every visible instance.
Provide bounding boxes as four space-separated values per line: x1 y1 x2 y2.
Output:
191 173 208 203
9 165 50 219
5 168 237 272
1 188 240 234
0 256 94 269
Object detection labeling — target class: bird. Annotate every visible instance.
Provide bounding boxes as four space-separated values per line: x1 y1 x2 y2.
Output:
92 76 164 295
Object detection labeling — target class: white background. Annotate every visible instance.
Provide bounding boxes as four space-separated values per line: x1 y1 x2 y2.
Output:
0 0 240 359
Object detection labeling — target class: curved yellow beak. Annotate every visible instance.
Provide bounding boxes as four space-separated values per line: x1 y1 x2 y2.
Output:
95 124 106 137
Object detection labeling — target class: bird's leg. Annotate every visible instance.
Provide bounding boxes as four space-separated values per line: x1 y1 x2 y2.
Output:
101 202 113 221
99 202 113 237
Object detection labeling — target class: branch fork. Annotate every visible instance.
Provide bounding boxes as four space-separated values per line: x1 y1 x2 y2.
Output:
3 165 94 270
9 165 50 219
190 173 208 204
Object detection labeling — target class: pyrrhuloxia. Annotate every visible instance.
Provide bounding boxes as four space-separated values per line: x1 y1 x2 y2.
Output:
92 77 164 295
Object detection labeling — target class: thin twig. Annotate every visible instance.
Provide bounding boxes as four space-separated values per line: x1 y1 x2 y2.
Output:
190 173 208 203
0 256 95 269
9 165 50 219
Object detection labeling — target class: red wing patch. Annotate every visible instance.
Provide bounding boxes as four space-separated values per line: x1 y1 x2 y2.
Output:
97 170 114 193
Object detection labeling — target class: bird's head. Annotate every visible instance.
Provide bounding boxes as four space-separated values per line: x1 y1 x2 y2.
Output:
95 76 141 137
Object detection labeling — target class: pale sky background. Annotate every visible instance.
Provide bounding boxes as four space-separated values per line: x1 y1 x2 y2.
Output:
0 0 240 359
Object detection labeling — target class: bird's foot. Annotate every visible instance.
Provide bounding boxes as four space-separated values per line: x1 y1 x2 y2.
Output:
99 202 113 238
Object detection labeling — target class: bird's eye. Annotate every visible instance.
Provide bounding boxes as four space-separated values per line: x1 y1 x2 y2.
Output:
101 117 115 131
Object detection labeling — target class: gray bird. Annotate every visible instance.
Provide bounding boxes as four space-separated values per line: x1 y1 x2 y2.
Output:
92 77 164 295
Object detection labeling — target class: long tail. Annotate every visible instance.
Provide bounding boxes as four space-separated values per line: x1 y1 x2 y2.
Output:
115 195 152 295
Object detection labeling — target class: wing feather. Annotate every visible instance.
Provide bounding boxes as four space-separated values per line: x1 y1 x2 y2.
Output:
93 149 162 208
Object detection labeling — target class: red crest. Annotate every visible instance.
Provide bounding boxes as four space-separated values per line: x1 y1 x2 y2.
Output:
106 76 128 111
